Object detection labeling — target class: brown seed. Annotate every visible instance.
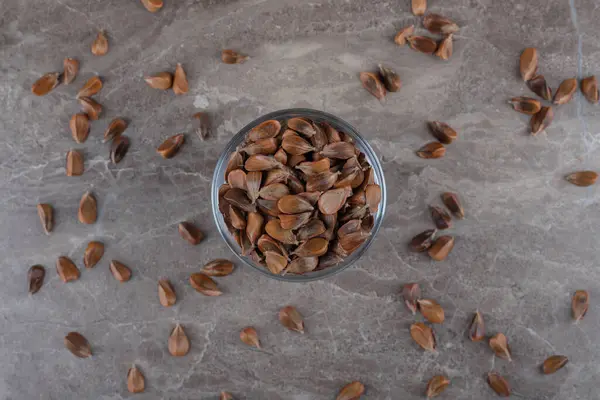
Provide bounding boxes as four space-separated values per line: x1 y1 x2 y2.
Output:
336 381 365 400
141 0 163 12
78 191 97 224
246 211 264 244
168 324 190 356
91 30 108 56
293 237 329 257
145 72 173 89
321 142 356 159
581 75 599 104
278 195 314 214
83 241 104 269
77 76 102 98
411 0 427 15
359 72 386 101
127 366 145 393
425 375 450 398
318 188 349 215
508 96 542 115
542 355 569 374
66 150 84 176
28 265 45 294
441 192 464 218
489 333 512 361
365 184 382 213
527 75 553 101
378 65 401 92
70 113 90 143
435 35 453 60
79 97 102 120
202 259 235 277
158 279 176 307
248 120 281 141
246 171 262 203
279 306 305 333
566 171 598 187
553 78 578 105
157 134 185 159
298 191 321 205
110 136 130 164
424 13 459 34
407 36 438 54
410 322 436 351
240 327 260 348
103 118 128 143
274 148 288 164
257 199 280 217
285 256 319 274
296 159 331 176
310 122 328 151
282 133 316 155
410 229 437 252
297 219 326 241
319 252 344 269
307 171 340 192
265 219 297 244
227 169 248 191
339 230 370 254
337 219 363 238
417 142 446 159
229 206 246 230
173 63 189 95
242 138 279 156
520 47 538 81
265 251 289 274
487 372 510 397
402 283 421 315
394 25 415 46
225 188 256 212
264 168 290 186
178 222 204 245
430 206 452 230
220 392 234 400
32 72 60 96
572 290 589 321
256 236 285 258
530 106 554 135
418 299 445 324
63 58 79 84
64 332 92 358
110 260 132 282
279 212 312 230
245 155 282 171
192 112 212 140
427 121 457 144
468 311 485 341
288 118 317 137
190 272 222 296
259 183 289 201
322 122 342 143
428 236 454 261
222 49 248 64
56 256 80 283
37 203 53 235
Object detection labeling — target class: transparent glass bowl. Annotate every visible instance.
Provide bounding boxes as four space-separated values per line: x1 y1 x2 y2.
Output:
211 108 386 282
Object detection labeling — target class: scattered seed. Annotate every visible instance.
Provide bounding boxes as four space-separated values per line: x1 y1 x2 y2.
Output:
141 0 163 12
32 72 60 96
66 150 84 176
430 206 452 230
394 25 415 46
530 106 554 135
489 333 512 361
28 265 45 294
487 372 510 397
542 355 568 375
103 118 128 143
427 122 457 144
110 136 130 164
407 36 438 54
220 392 234 400
190 273 222 296
435 34 453 60
425 375 450 398
410 229 437 252
222 49 248 64
79 96 102 120
91 30 108 56
240 327 260 348
417 142 445 159
520 47 538 81
572 290 589 321
64 332 92 358
441 192 464 218
56 256 80 282
192 112 212 140
77 76 102 98
145 72 173 89
279 306 305 333
411 0 427 16
508 96 542 115
110 260 132 282
127 365 145 393
225 188 256 212
202 259 235 277
424 13 459 34
378 65 401 92
527 75 552 101
553 78 578 105
78 191 97 224
410 322 436 351
359 72 386 101
468 311 485 341
158 279 177 307
566 171 598 187
178 222 204 245
418 299 445 324
70 113 90 143
581 76 599 104
168 324 190 356
428 235 454 261
63 58 79 84
157 134 185 158
37 204 53 235
171 63 189 95
402 283 421 314
84 241 104 268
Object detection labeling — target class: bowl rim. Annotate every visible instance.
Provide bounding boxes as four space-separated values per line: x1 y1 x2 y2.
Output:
211 108 386 282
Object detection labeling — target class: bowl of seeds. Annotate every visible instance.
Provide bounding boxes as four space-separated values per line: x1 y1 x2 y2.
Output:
211 109 386 281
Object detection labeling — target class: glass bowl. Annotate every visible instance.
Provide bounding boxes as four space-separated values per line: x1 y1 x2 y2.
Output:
211 108 386 282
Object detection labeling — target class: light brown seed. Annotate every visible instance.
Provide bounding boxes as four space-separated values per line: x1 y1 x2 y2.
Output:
322 122 342 143
542 355 568 374
520 48 538 81
248 120 281 141
259 183 289 200
173 63 189 95
222 49 249 64
410 322 436 351
307 171 340 192
102 118 128 143
168 324 190 356
246 211 264 244
407 36 438 54
441 192 464 218
469 311 485 341
285 256 319 274
78 191 97 224
365 184 381 213
288 118 317 137
427 121 457 144
56 256 80 282
282 133 316 155
220 392 234 400
63 58 79 84
31 72 60 96
227 169 248 191
553 78 578 105
378 65 401 92
424 13 459 34
70 113 90 143
394 25 415 46
278 195 314 214
202 259 235 277
572 290 589 321
339 230 370 254
428 236 454 261
489 333 512 361
402 283 421 315
530 106 554 135
265 251 289 274
157 134 185 159
77 76 102 98
435 35 453 60
84 241 104 268
279 306 305 333
178 222 204 245
297 219 326 241
527 75 553 101
321 142 356 159
318 188 348 215
240 327 260 348
37 204 53 235
264 168 290 186
426 375 450 398
127 366 145 393
192 112 212 140
158 279 176 307
410 229 437 252
66 150 84 176
64 332 92 358
141 0 163 12
430 206 452 230
310 122 328 151
508 96 542 115
79 97 102 120
274 148 288 164
28 265 45 294
359 72 386 101
296 159 331 176
91 31 108 56
246 171 262 203
110 260 132 282
417 142 446 159
190 273 222 296
110 136 130 164
337 219 362 238
242 138 279 156
229 206 245 230
581 76 599 104
336 381 365 400
145 72 173 89
418 299 445 324
265 219 297 244
279 212 312 230
245 155 282 171
566 171 598 187
411 0 427 15
298 191 322 205
293 237 329 257
487 372 510 397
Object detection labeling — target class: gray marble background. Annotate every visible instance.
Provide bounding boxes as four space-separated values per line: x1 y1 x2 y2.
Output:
1 0 599 399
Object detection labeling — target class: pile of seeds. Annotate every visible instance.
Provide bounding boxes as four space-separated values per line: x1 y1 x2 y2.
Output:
217 117 382 275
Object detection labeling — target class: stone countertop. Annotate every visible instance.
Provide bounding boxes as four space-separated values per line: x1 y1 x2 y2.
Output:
2 0 599 399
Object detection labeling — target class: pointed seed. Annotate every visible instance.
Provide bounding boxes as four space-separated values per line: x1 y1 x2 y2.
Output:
202 259 235 277
487 372 510 397
566 171 598 187
222 49 248 64
394 25 415 46
57 256 80 282
418 299 445 324
84 241 104 268
402 283 421 314
279 306 305 333
32 72 60 96
410 322 436 351
78 191 97 224
336 381 365 400
378 65 401 92
581 76 599 104
127 366 145 393
145 72 173 89
411 0 427 15
426 375 450 398
65 332 92 358
489 333 512 361
37 204 53 235
410 229 437 252
359 72 386 100
178 222 204 245
79 97 102 120
70 113 90 143
173 63 189 95
190 273 222 296
28 265 45 294
110 136 130 164
468 311 485 341
168 324 190 356
417 142 445 159
542 355 568 375
63 58 79 84
508 97 542 115
572 290 589 321
530 106 554 135
110 260 132 282
428 236 454 261
103 118 128 143
407 36 438 54
240 327 260 348
157 134 185 158
91 30 108 56
527 75 552 101
77 76 102 98
553 78 578 105
424 13 459 34
158 279 177 307
520 48 538 81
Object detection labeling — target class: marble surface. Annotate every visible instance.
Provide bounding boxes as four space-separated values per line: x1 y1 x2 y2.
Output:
1 0 600 399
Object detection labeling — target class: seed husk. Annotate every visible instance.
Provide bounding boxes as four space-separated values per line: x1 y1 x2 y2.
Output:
202 259 235 277
178 222 204 245
110 260 132 282
530 106 554 135
242 138 279 156
168 324 190 356
190 273 222 296
84 241 104 268
426 375 450 398
293 237 329 257
78 191 97 224
359 72 386 101
489 333 512 361
91 30 108 56
318 188 348 215
418 299 445 324
469 311 485 341
394 25 415 46
279 212 312 230
64 332 92 358
141 0 163 12
424 13 459 34
581 75 599 104
319 252 344 269
248 120 281 141
430 206 452 230
235 230 254 256
110 136 130 164
428 235 454 261
145 72 173 89
288 118 317 137
246 171 262 203
157 134 185 159
336 381 365 400
279 306 305 333
572 290 589 321
307 171 340 192
402 283 421 315
566 171 598 187
192 112 211 140
240 327 260 348
285 256 319 274
225 188 256 212
417 142 445 159
297 219 326 241
278 195 314 214
527 75 552 101
77 76 102 98
410 322 436 351
245 155 282 172
32 72 60 96
28 265 45 294
378 65 401 92
322 122 342 143
158 279 177 307
56 256 80 282
173 63 189 95
263 169 289 187
553 78 578 105
63 58 79 84
321 142 356 159
542 355 568 374
257 199 280 217
70 113 90 143
508 96 542 115
222 49 248 64
411 0 427 15
520 47 538 81
441 192 464 219
410 229 437 252
435 34 453 60
487 372 510 397
259 183 289 200
365 184 381 213
127 366 145 393
37 203 53 235
407 36 438 54
246 211 264 244
79 97 102 120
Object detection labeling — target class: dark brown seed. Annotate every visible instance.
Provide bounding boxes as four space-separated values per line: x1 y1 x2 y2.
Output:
192 112 212 140
489 333 512 361
222 49 248 64
141 0 163 12
527 75 552 101
542 355 568 374
56 256 80 282
169 324 191 356
318 252 344 269
248 120 281 141
359 72 386 101
520 47 538 81
145 72 173 89
103 118 128 143
487 372 510 397
411 0 426 15
530 106 554 135
63 58 79 84
91 30 108 56
178 222 204 245
157 134 185 159
240 327 260 348
407 36 438 54
321 142 356 160
190 273 222 295
322 122 342 143
229 206 246 230
508 97 542 115
410 322 436 351
225 188 256 212
394 25 415 46
279 305 305 333
410 229 437 252
402 283 421 314
581 76 599 104
127 365 145 393
79 97 102 120
70 113 90 143
336 381 365 400
428 236 454 261
553 78 578 105
158 279 177 307
65 332 92 358
306 171 340 192
441 192 464 218
425 375 450 398
110 136 130 164
285 256 319 274
424 13 459 34
310 123 328 151
572 290 589 321
110 260 132 282
28 265 45 294
430 206 452 230
288 118 317 137
417 142 446 159
435 34 453 60
468 311 485 341
77 76 102 98
78 191 97 224
566 171 598 187
428 121 457 144
173 63 189 95
378 65 401 92
84 241 104 268
202 259 235 277
418 299 445 324
66 150 84 176
32 72 60 96
37 204 53 235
